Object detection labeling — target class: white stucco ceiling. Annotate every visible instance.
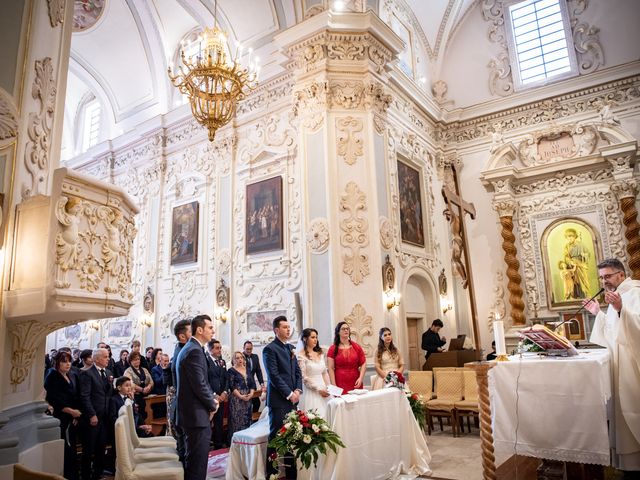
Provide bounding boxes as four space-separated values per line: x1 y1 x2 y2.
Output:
63 0 478 150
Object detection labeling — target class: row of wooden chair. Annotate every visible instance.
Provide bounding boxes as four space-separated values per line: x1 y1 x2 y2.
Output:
409 368 479 437
114 403 183 479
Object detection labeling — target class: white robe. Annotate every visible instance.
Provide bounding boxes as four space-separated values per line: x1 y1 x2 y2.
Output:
590 277 640 470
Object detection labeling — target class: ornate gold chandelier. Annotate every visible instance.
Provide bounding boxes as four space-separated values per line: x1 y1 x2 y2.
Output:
168 2 258 142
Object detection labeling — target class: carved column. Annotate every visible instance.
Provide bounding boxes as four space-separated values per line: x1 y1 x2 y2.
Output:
493 199 525 325
466 362 497 480
611 179 640 279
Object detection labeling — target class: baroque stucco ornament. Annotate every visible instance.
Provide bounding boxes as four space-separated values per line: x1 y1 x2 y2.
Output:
336 117 364 165
47 0 65 27
340 182 370 285
0 89 18 139
379 216 394 251
23 57 56 200
306 218 330 254
344 303 374 357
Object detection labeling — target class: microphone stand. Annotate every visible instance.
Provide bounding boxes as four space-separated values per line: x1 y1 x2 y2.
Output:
552 287 605 332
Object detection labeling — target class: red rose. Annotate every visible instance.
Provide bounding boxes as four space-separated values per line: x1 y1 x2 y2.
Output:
279 426 287 434
269 452 278 461
300 415 308 423
396 372 405 383
303 422 310 428
412 393 419 401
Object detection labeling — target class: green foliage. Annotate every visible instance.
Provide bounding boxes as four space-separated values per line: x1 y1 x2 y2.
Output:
268 409 346 471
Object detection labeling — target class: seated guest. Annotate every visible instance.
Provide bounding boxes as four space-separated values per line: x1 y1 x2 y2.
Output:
372 327 405 390
228 351 255 438
109 376 152 436
486 341 497 361
327 321 366 393
79 349 94 370
297 328 330 418
124 351 154 422
44 351 81 480
421 319 447 360
113 349 129 377
207 339 229 449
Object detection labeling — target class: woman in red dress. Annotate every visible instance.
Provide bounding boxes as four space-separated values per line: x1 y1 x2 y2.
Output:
327 321 366 392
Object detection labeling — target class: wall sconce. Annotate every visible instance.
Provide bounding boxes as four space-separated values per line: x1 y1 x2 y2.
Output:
385 290 401 310
140 316 152 328
215 278 230 322
441 297 453 315
88 320 100 331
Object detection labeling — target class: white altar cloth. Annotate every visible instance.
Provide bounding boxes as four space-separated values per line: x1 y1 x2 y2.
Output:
319 388 432 479
490 349 612 465
226 410 270 480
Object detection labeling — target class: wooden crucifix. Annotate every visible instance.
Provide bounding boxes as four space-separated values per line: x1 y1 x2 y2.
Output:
442 164 481 352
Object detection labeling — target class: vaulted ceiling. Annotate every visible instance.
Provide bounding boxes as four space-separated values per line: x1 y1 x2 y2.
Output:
63 0 476 153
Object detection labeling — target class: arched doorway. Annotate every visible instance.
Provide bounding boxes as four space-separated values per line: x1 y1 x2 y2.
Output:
401 272 438 370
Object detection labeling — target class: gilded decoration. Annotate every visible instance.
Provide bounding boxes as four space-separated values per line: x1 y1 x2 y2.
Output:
23 57 56 200
344 303 374 357
336 117 364 165
340 182 370 285
306 218 330 254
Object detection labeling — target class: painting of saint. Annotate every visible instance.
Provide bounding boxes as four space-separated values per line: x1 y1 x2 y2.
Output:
170 201 199 265
246 177 283 255
397 160 425 247
247 310 287 333
541 218 600 309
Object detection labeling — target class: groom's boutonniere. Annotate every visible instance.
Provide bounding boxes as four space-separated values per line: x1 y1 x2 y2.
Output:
289 345 296 360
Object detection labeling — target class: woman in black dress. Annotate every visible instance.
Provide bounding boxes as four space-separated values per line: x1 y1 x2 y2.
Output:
44 351 82 480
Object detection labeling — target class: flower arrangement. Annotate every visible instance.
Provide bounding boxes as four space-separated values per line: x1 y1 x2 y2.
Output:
268 408 345 473
518 338 545 353
384 370 406 389
406 391 426 427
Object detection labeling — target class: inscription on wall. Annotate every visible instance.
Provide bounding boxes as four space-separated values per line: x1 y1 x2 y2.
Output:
537 133 575 161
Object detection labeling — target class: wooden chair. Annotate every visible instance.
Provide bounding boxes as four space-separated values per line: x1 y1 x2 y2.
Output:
454 368 480 434
425 368 463 436
144 394 168 436
13 464 64 480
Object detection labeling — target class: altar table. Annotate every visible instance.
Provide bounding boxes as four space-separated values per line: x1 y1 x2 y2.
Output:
226 388 431 479
490 349 612 465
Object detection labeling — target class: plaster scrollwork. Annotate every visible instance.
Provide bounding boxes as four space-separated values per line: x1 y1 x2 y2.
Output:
10 320 67 388
573 22 604 74
306 218 329 254
611 179 638 201
517 124 598 166
292 82 327 131
330 82 365 110
0 90 18 139
492 199 517 218
379 216 394 251
488 53 514 97
46 0 65 27
215 249 231 275
327 41 365 61
514 170 610 195
22 57 56 200
487 271 506 333
54 196 136 300
344 303 374 357
606 154 634 175
431 80 450 105
336 117 363 165
340 182 370 285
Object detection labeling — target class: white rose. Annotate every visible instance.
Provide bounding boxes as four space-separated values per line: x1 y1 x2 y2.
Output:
284 422 291 429
321 424 329 431
303 434 312 444
307 412 316 420
312 424 320 433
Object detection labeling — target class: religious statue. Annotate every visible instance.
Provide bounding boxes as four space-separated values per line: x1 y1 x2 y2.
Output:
561 228 590 299
102 208 125 293
444 205 469 289
55 196 83 288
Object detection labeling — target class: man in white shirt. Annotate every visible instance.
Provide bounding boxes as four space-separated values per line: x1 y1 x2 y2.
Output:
584 258 640 476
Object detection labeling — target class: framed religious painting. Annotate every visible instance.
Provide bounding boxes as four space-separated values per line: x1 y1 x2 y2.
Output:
560 312 586 341
107 320 132 339
246 176 283 255
247 310 287 334
541 218 601 309
397 159 425 247
170 201 199 265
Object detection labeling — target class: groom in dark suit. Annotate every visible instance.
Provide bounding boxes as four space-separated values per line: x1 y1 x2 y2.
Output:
176 315 219 480
263 315 302 480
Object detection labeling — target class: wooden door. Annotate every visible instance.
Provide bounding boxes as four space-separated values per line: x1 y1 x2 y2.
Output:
406 317 421 370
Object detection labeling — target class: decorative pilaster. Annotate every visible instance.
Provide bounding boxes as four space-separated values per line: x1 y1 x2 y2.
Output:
493 199 525 325
611 179 640 279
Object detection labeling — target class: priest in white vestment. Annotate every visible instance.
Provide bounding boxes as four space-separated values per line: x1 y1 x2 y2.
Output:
585 258 640 475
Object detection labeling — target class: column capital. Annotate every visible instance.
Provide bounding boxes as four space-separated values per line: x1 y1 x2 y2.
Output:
611 179 638 201
492 199 517 218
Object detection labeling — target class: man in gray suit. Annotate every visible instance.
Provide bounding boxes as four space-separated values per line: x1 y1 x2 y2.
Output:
176 315 218 480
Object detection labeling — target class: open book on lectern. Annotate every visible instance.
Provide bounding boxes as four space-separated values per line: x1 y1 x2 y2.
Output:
519 324 578 356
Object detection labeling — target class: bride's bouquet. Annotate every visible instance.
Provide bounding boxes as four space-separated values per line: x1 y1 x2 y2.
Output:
268 408 345 473
384 370 406 390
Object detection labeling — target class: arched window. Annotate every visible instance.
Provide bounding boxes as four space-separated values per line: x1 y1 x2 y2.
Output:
81 98 101 151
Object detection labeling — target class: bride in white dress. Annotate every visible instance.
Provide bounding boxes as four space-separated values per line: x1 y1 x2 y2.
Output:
297 328 331 418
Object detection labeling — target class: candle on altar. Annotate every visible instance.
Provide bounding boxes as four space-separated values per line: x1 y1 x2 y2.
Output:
494 316 507 357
